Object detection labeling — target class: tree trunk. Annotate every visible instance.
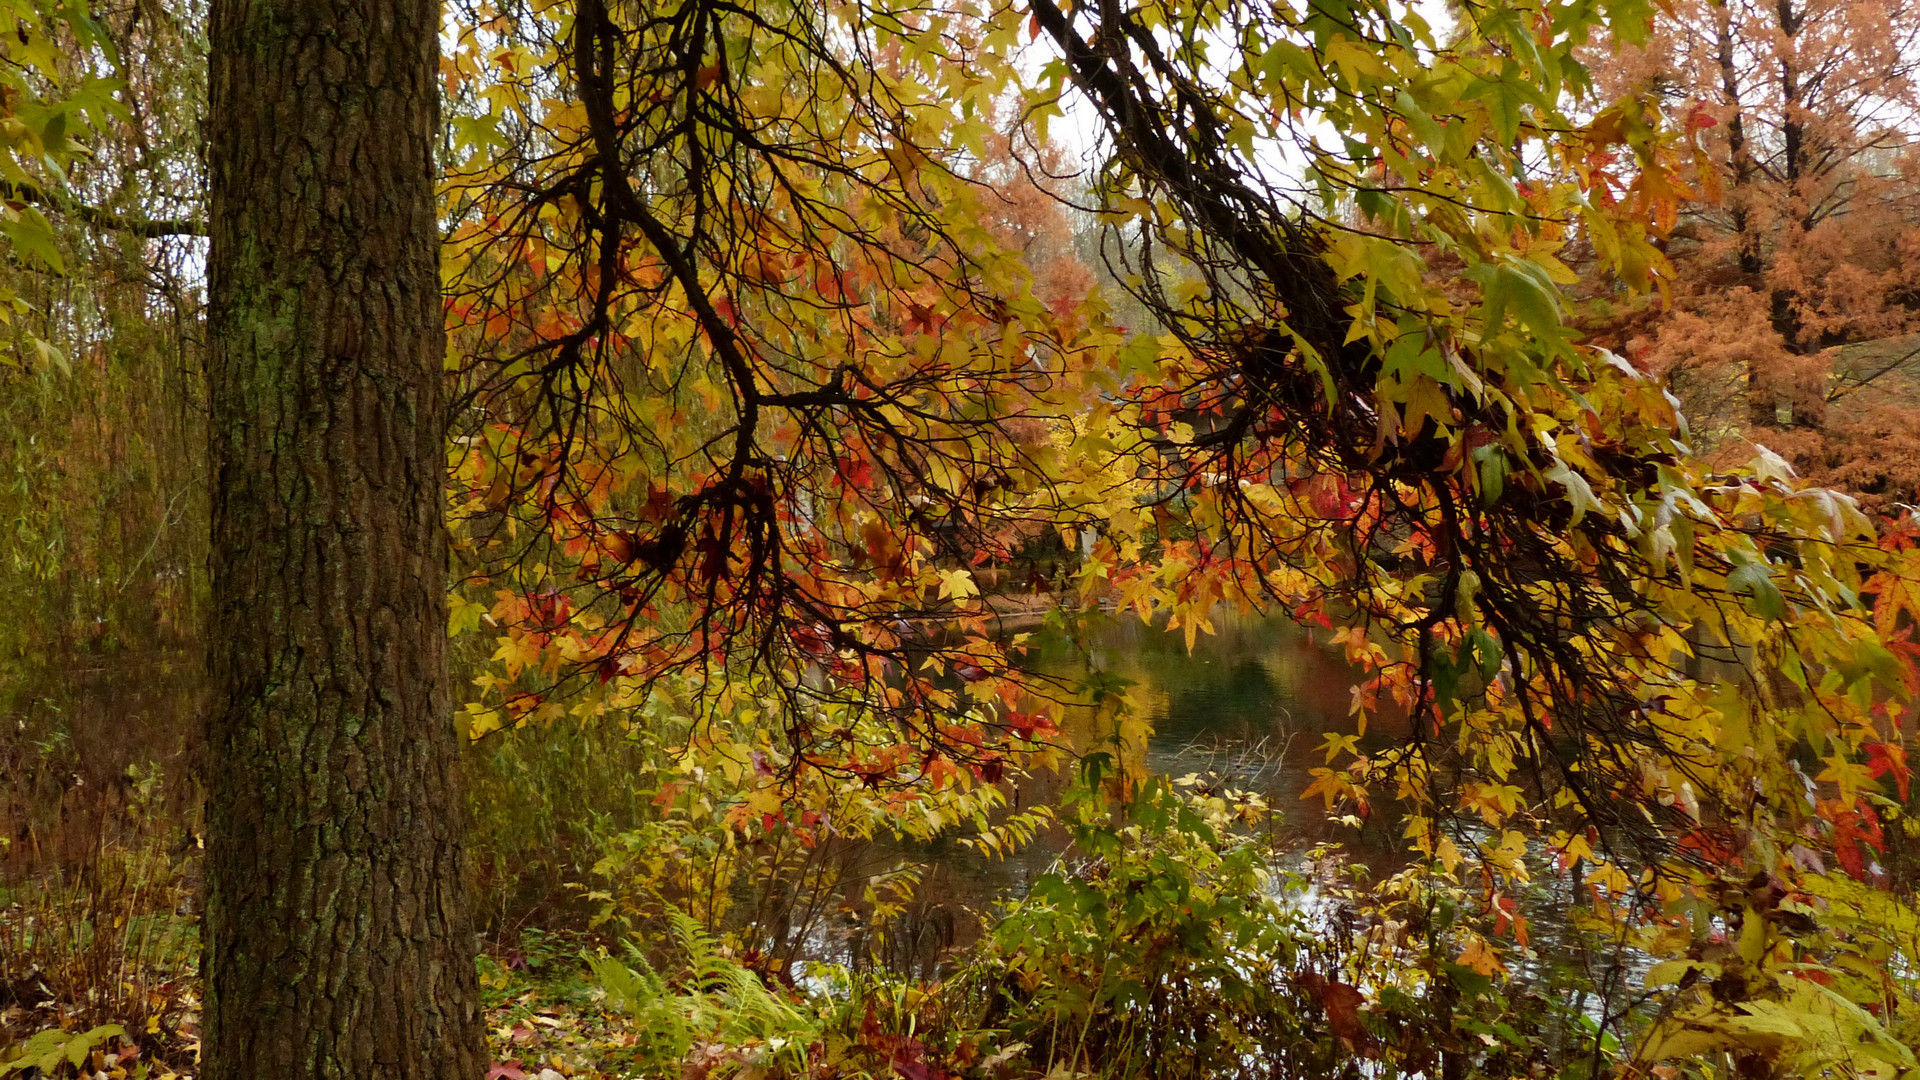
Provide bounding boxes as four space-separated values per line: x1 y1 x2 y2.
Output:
203 1 485 1077
1747 360 1779 429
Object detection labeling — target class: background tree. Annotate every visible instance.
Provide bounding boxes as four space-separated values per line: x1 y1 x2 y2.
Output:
202 0 485 1075
0 0 205 875
1585 0 1920 505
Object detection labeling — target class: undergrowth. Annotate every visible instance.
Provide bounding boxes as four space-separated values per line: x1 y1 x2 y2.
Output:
0 764 200 1078
15 706 1920 1079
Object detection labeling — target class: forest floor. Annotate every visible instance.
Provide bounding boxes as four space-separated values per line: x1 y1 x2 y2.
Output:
1 947 654 1080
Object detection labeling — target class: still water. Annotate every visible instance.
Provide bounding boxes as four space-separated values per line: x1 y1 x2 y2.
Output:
832 609 1411 977
1024 610 1396 852
783 607 1613 1017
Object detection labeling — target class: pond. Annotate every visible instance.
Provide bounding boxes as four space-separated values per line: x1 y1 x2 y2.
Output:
788 607 1616 1022
823 608 1417 978
1020 609 1404 858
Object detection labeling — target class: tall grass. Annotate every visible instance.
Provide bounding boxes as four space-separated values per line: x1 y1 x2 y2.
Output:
0 765 200 1069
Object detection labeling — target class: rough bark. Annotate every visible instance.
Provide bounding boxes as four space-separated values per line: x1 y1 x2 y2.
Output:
203 1 485 1077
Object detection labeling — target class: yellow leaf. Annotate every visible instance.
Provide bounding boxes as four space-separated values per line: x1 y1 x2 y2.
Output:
1457 936 1506 976
1322 38 1393 88
747 787 784 815
937 568 980 600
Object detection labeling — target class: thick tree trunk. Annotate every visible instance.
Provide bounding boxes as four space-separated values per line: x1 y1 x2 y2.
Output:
203 1 485 1077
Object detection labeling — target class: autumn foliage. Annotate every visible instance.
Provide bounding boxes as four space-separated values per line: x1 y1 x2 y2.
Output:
18 0 1920 1073
1583 0 1920 507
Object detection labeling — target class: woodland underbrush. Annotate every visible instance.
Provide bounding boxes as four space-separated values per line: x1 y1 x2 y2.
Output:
451 764 1625 1080
0 766 200 1078
14 706 1920 1080
0 700 1561 1080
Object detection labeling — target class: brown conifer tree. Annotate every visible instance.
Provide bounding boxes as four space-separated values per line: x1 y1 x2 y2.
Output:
1585 0 1920 504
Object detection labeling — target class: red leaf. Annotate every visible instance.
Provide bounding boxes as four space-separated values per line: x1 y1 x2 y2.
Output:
1867 741 1910 801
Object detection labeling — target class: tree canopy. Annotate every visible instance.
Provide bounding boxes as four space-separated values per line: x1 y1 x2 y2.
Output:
11 0 1920 1072
436 0 1917 887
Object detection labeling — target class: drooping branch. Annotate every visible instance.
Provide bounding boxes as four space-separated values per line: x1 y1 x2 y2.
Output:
1023 0 1855 869
0 180 205 238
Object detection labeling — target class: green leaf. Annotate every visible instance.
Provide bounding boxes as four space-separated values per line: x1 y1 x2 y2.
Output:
1728 560 1787 622
1473 444 1507 505
1465 76 1522 144
31 336 67 375
1 210 66 274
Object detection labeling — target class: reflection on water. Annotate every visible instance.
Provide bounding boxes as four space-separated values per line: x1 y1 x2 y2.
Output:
804 608 1624 1024
823 608 1404 979
1023 610 1400 859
